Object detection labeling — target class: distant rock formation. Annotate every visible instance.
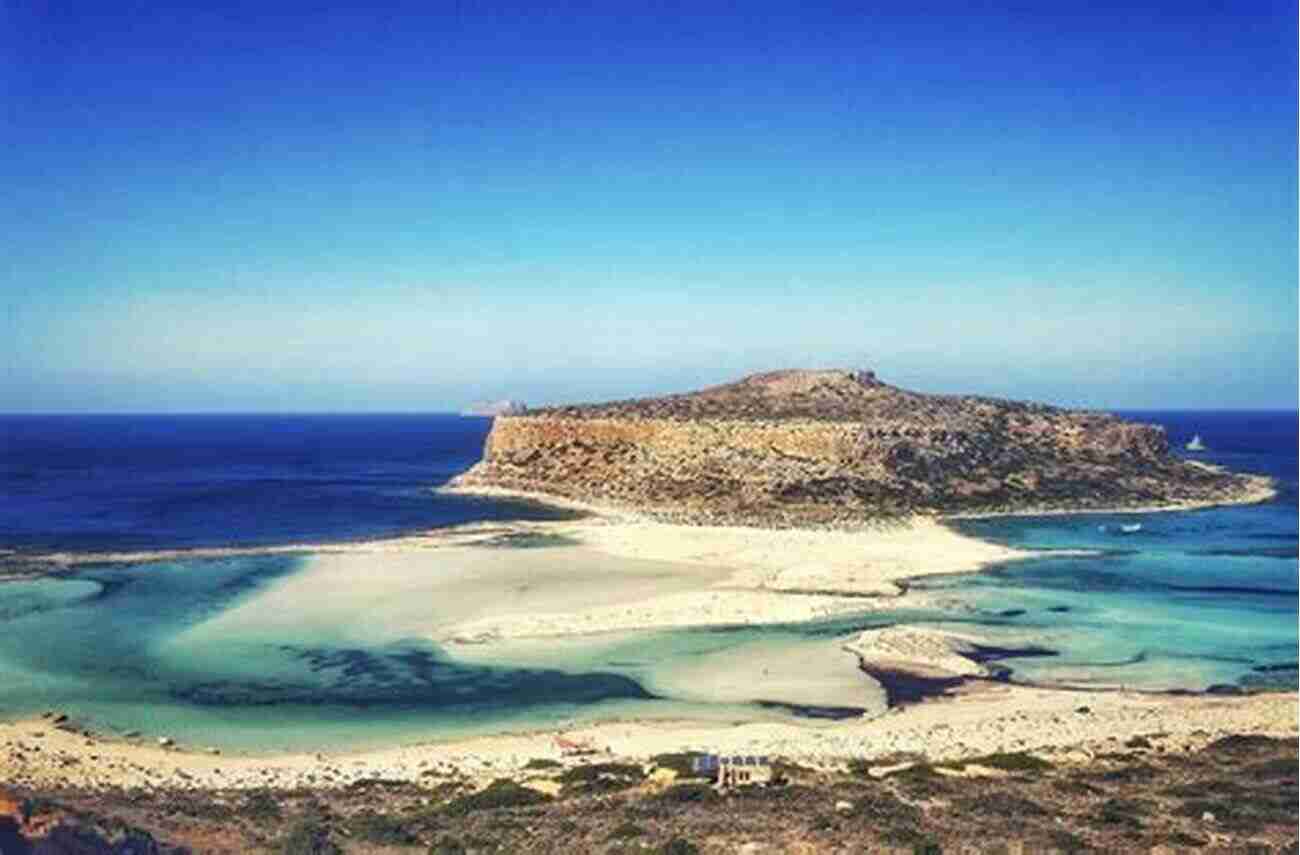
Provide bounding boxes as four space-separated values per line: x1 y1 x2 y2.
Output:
462 399 528 417
452 369 1273 525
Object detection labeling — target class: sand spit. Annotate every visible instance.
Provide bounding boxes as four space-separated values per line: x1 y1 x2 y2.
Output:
5 523 567 570
843 626 994 678
3 688 1294 792
429 511 1036 645
47 494 1037 647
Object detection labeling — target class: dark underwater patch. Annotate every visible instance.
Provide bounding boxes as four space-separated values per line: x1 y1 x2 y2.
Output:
962 644 1058 664
1192 546 1299 559
857 663 966 707
172 643 656 710
755 700 867 720
1165 584 1298 597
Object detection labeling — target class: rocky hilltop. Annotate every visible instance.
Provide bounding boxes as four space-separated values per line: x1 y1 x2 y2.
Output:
452 370 1272 525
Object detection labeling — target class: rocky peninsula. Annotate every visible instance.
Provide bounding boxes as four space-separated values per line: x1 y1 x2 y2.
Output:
452 369 1273 525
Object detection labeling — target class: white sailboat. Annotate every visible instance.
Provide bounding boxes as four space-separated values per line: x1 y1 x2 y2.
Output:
1185 434 1206 451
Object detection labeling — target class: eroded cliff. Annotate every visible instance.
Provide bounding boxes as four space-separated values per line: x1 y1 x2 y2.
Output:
451 370 1271 525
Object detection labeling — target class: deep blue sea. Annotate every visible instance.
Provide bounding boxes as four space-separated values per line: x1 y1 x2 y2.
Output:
0 410 1294 750
0 414 574 552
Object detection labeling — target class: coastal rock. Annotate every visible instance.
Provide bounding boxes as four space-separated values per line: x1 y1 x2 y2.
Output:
452 369 1271 525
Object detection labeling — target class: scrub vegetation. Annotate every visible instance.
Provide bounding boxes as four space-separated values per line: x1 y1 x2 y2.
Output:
0 734 1295 853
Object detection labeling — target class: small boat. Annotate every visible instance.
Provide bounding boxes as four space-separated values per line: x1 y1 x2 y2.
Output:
1119 523 1143 534
1185 434 1206 451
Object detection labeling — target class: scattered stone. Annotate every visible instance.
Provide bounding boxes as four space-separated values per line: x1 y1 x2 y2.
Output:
1202 811 1216 823
158 737 173 748
835 800 854 814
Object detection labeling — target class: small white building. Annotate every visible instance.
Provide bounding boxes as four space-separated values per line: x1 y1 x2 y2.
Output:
692 754 774 789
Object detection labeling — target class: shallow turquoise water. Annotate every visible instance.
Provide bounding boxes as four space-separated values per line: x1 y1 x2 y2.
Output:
0 512 1292 751
0 410 1293 751
931 411 1298 691
0 553 825 751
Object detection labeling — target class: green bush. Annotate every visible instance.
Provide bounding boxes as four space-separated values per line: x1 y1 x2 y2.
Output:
651 752 707 778
428 836 467 855
444 779 550 815
559 761 645 782
1047 829 1089 853
656 783 717 804
1203 734 1284 758
279 819 341 855
559 762 647 792
608 821 646 840
240 790 282 821
942 752 1053 773
883 763 948 798
662 838 699 855
955 792 1046 819
348 809 417 844
1166 831 1208 848
1096 798 1147 830
1243 756 1300 778
523 757 562 770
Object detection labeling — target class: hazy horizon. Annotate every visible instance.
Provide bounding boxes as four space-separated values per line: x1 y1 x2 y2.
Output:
5 375 1300 417
6 1 1296 413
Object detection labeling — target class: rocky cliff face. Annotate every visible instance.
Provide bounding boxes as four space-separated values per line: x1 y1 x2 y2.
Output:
452 370 1270 525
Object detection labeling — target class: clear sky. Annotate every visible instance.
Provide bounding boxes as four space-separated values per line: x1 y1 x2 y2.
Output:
4 0 1296 412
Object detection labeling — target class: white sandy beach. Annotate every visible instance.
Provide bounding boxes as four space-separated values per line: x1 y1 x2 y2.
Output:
428 511 1036 644
2 687 1293 792
160 506 1035 653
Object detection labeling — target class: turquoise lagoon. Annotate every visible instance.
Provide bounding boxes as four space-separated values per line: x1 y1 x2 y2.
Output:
0 411 1294 752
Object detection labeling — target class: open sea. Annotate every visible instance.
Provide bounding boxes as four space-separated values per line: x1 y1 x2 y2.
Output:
0 411 1295 751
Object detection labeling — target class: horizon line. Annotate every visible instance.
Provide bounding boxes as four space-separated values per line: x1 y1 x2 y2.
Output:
3 407 1297 417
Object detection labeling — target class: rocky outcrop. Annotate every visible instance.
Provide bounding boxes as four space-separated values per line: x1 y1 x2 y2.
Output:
452 370 1272 525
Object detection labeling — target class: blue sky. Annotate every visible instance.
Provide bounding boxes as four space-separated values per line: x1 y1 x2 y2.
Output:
4 0 1295 411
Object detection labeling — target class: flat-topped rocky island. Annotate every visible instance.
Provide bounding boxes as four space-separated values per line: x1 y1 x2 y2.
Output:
453 369 1273 525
